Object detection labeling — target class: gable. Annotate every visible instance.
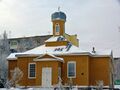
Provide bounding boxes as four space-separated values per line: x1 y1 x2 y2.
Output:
33 53 64 62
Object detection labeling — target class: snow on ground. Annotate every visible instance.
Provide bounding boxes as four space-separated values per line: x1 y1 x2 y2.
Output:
114 85 120 89
0 87 78 90
0 88 45 90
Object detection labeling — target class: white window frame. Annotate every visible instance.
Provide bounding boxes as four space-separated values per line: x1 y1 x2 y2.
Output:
10 40 18 49
55 23 60 35
67 61 76 78
28 63 36 79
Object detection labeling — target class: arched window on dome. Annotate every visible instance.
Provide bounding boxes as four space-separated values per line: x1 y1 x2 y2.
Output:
55 23 60 35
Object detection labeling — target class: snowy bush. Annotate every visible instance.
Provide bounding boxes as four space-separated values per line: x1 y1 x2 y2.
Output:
5 67 23 88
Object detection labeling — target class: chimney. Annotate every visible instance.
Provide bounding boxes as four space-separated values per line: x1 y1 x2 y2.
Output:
92 47 96 53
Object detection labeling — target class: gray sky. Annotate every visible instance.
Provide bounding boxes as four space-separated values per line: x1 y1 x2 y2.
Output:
0 0 120 57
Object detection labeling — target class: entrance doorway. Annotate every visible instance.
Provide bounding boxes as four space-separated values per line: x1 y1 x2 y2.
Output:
42 67 52 87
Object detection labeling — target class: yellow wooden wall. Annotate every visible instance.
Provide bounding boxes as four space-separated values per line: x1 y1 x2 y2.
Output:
89 57 111 86
8 55 112 86
45 41 68 47
17 57 37 86
52 20 65 36
36 61 60 86
61 55 90 86
8 60 17 79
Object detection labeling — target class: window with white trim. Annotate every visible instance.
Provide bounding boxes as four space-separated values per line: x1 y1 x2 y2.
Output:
67 61 76 78
55 24 60 35
28 63 36 78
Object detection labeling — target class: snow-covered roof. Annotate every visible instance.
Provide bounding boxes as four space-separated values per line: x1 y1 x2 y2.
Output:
91 50 112 57
7 44 112 60
45 36 67 42
7 53 22 60
7 35 112 60
7 43 112 60
19 44 89 55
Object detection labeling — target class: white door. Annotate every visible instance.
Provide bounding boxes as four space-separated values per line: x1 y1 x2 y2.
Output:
42 67 52 87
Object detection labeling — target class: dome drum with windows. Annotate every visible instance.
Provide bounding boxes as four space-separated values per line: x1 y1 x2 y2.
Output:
51 9 79 47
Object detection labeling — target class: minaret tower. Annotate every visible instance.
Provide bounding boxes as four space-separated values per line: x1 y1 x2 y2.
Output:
51 8 66 36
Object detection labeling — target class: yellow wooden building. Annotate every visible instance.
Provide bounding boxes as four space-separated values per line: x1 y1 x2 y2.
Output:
7 10 114 88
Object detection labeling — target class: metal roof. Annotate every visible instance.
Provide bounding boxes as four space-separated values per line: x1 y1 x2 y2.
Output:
51 11 66 21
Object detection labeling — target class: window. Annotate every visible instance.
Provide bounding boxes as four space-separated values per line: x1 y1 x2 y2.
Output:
10 40 18 49
58 67 61 77
10 41 18 46
28 63 36 78
55 24 60 35
67 61 76 78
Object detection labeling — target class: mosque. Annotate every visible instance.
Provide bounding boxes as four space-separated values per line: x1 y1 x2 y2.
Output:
7 9 114 88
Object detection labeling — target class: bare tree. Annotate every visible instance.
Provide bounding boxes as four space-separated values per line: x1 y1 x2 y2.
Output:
0 31 10 87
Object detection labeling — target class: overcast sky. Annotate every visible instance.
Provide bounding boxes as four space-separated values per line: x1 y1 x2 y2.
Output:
0 0 120 57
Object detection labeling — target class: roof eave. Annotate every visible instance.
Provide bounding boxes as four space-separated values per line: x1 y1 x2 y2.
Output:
16 54 39 57
7 58 17 60
33 58 64 62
